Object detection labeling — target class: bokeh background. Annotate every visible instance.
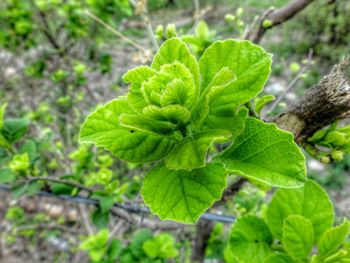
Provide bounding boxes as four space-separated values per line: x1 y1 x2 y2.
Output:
0 0 349 262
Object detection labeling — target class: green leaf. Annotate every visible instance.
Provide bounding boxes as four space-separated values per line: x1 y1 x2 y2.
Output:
107 239 122 261
229 215 273 263
159 79 189 107
254 94 275 115
142 62 197 109
142 239 160 259
0 168 15 184
217 117 306 188
92 193 115 213
19 139 38 164
129 229 153 258
142 162 227 224
164 129 231 170
318 219 350 259
191 67 238 129
282 215 314 260
0 133 11 149
199 40 272 109
182 35 203 47
92 208 109 229
323 250 348 262
143 104 191 124
80 229 109 250
195 20 209 39
119 113 181 140
9 153 30 172
264 254 293 263
205 107 249 138
11 183 30 198
143 233 178 259
51 183 75 195
79 99 175 162
266 179 334 242
0 103 7 130
11 182 42 198
2 118 30 143
122 65 157 111
151 38 200 90
155 233 178 258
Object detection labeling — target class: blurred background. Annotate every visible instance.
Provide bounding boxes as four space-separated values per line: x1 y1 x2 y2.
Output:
0 0 349 262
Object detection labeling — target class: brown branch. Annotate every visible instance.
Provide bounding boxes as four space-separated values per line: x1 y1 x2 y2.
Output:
246 0 315 43
191 220 214 263
275 57 350 143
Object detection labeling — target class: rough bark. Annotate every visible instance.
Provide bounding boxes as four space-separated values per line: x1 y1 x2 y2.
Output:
275 58 350 142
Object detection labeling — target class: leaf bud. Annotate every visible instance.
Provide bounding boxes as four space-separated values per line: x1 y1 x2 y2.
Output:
331 150 344 161
262 19 273 28
320 156 331 164
225 14 236 22
166 24 177 38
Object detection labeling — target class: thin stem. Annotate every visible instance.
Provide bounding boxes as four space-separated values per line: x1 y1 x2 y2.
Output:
265 49 313 116
84 10 149 53
129 0 159 51
25 176 93 194
142 14 159 50
79 203 95 235
246 101 259 118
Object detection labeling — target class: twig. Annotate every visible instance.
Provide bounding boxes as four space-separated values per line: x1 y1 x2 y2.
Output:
191 220 214 263
79 203 95 236
130 0 159 51
242 15 259 40
0 184 236 224
142 15 159 50
186 0 201 34
246 101 259 118
109 220 124 238
192 0 200 24
265 49 313 116
84 10 149 53
15 223 81 235
25 176 93 194
215 177 247 207
246 0 315 43
37 10 62 51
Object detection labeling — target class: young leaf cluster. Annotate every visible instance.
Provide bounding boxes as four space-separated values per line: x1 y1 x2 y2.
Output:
80 37 307 224
306 123 350 162
81 228 180 263
228 179 350 263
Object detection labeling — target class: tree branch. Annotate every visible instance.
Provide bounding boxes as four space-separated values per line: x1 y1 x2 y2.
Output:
275 57 350 143
246 0 315 43
191 220 214 263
